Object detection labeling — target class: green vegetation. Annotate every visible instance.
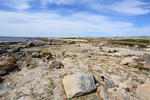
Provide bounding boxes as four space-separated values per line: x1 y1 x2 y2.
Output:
110 39 150 48
111 39 150 44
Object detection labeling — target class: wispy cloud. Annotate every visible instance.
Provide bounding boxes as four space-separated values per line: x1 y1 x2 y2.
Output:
110 0 150 16
40 0 75 5
0 0 150 37
1 0 150 16
0 10 149 37
1 0 32 10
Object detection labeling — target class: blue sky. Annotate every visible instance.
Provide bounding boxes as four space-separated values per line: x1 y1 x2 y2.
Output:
0 0 150 37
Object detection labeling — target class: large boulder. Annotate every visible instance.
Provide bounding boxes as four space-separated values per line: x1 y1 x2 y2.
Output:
120 56 139 67
136 83 150 100
62 73 96 98
0 62 16 76
5 56 17 63
26 42 34 47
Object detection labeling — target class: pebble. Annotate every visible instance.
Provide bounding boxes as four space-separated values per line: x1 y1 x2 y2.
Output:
106 80 115 88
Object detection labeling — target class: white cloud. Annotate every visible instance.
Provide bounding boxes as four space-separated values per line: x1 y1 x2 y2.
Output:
1 0 150 16
110 0 150 16
0 10 149 37
40 0 75 5
1 0 32 10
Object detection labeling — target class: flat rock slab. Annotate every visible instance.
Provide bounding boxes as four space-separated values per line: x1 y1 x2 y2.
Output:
136 83 150 100
62 73 96 98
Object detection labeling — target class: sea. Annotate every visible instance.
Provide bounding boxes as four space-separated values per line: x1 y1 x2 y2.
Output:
0 37 38 43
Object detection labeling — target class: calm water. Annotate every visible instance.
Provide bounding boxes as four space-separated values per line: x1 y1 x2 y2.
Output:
0 37 37 43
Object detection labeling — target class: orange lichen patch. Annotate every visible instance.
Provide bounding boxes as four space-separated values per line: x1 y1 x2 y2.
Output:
41 51 51 54
28 66 36 69
114 44 119 46
124 53 132 57
5 56 17 63
24 62 28 67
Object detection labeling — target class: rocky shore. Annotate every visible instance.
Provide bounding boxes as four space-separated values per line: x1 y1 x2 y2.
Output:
0 38 150 100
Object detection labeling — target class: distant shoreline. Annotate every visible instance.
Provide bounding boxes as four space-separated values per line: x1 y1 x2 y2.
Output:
0 37 39 43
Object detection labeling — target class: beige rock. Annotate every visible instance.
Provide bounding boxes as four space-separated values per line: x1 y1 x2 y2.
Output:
18 96 36 100
0 62 16 71
142 61 150 69
120 56 138 65
62 73 96 98
145 48 150 51
5 56 17 63
133 45 140 49
147 45 150 48
97 85 114 100
102 48 118 53
136 83 150 100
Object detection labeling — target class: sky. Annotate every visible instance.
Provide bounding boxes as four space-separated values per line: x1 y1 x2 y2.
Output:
0 0 150 37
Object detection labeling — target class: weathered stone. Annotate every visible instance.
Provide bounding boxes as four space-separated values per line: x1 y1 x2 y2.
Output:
62 73 96 98
97 85 114 100
61 51 65 57
142 53 150 60
0 69 7 76
147 45 150 48
102 48 118 53
18 96 36 100
0 48 6 54
47 42 52 45
145 48 150 51
0 62 16 71
26 42 34 47
12 47 20 52
133 45 140 49
0 81 12 96
50 61 64 69
5 56 17 63
106 80 115 88
142 60 150 69
136 83 150 100
120 56 138 66
32 52 40 58
0 62 16 76
45 54 53 60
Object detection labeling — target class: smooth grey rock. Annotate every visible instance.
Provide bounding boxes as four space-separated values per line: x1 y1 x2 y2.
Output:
0 81 12 96
62 73 96 98
32 52 40 58
106 80 115 88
